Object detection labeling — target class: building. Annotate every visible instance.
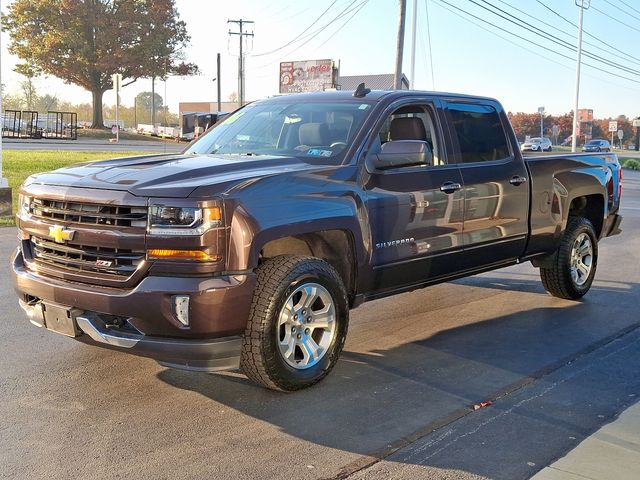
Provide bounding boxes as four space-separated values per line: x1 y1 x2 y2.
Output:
337 73 410 91
576 108 594 141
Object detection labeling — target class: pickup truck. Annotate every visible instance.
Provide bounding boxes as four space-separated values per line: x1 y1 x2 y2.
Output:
12 88 623 391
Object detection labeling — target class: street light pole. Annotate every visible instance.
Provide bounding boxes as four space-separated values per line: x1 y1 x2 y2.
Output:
571 0 590 153
539 106 545 138
409 0 417 89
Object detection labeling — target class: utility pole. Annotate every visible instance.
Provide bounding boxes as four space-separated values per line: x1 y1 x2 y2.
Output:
112 73 121 143
538 106 545 138
217 53 222 112
409 0 417 89
394 0 407 89
228 19 254 106
0 32 10 218
571 0 590 153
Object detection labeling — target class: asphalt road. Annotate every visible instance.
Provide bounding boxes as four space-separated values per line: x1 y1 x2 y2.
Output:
3 138 184 153
1 171 639 480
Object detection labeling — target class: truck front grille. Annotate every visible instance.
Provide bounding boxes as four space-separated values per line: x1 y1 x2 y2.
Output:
30 236 145 278
30 198 147 228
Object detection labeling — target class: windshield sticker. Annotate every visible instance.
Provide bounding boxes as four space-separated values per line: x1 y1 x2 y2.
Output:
307 149 333 157
358 104 370 110
222 111 245 125
236 134 250 141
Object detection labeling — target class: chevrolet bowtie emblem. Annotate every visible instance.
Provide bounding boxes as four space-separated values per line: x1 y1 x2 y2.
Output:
49 225 75 244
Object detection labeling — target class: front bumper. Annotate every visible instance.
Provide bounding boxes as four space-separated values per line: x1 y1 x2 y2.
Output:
12 249 257 370
19 299 242 371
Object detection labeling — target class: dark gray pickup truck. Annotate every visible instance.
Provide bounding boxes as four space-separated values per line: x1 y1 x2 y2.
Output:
12 89 623 391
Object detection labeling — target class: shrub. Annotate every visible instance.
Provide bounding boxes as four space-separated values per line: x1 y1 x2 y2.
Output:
622 158 640 170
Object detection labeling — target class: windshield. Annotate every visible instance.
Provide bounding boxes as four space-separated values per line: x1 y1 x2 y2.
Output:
530 138 541 143
185 100 373 163
586 140 600 145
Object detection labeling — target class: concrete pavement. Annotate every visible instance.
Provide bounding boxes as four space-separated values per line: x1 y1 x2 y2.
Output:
531 403 640 480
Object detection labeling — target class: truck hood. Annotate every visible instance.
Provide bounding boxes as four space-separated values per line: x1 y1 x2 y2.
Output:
24 153 318 198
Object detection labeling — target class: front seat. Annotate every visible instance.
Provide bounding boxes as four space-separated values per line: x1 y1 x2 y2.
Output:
298 122 330 147
389 117 427 141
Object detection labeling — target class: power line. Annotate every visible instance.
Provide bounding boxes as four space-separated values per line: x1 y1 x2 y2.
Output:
535 0 640 65
469 0 640 77
436 0 640 95
312 0 370 53
253 0 364 69
251 0 339 57
493 0 640 68
423 0 435 90
434 0 640 85
591 5 640 34
600 0 640 24
616 0 640 17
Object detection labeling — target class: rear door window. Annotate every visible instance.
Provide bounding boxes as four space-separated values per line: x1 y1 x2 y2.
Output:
445 103 511 163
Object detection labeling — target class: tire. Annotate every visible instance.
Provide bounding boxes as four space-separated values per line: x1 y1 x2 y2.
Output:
540 217 598 300
240 255 349 391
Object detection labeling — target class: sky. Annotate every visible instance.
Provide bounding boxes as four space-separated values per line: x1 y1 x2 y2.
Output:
1 0 639 119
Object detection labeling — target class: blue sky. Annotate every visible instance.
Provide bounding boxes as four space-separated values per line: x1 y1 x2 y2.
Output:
1 0 639 119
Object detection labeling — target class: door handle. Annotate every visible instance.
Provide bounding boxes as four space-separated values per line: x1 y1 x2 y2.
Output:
509 175 528 186
440 181 462 194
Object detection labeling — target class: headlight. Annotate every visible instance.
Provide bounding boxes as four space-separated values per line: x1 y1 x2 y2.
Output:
18 194 31 217
148 206 222 235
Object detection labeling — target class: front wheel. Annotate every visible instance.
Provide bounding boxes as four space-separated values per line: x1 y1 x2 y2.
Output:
540 217 598 300
240 255 349 391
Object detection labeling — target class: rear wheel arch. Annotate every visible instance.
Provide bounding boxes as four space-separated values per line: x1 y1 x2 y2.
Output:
567 194 604 238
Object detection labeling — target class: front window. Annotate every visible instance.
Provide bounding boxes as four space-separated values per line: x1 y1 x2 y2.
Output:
185 100 373 164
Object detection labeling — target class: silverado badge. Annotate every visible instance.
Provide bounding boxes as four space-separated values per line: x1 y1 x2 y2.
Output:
48 225 75 244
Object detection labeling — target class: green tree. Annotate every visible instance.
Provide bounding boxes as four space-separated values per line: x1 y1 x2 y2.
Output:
2 0 198 128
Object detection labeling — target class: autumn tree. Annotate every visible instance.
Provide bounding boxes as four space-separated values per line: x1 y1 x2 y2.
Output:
2 0 198 128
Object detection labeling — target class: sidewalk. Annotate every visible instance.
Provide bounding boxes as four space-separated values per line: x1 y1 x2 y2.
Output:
532 401 640 480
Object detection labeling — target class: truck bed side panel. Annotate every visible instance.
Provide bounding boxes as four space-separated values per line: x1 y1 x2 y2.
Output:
524 153 613 256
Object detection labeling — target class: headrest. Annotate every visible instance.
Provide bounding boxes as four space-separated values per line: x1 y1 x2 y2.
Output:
299 122 329 146
389 117 427 141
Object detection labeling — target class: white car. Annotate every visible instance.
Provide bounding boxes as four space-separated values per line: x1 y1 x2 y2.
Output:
521 137 552 152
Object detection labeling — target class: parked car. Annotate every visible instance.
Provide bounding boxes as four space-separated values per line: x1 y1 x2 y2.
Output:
583 139 611 152
521 137 552 152
13 89 623 391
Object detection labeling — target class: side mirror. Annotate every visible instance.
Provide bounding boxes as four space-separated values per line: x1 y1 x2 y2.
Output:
373 140 433 170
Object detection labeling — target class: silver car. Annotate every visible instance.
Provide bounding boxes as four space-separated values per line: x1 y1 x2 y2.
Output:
521 137 552 152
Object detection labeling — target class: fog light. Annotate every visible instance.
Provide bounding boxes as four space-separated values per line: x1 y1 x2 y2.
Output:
173 296 190 326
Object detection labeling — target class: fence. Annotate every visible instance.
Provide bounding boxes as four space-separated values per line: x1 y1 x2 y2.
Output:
1 110 77 140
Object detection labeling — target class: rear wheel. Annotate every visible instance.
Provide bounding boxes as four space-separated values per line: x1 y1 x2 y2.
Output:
540 217 598 300
240 255 349 391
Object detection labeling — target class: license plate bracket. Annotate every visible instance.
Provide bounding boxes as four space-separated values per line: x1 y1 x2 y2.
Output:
42 303 82 337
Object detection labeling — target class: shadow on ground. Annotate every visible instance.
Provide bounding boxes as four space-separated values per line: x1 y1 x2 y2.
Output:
158 274 640 479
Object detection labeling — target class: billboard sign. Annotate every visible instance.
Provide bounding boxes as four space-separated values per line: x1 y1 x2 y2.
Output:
279 59 335 94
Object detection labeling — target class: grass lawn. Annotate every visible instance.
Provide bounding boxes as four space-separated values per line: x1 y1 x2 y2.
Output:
1 150 155 225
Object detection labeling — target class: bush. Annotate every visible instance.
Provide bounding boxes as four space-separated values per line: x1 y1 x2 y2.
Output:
622 158 640 170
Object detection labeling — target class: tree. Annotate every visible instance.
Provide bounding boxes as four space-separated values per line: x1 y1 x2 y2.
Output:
2 0 198 128
136 91 164 112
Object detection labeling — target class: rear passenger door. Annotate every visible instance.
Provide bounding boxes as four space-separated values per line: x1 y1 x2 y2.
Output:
443 101 529 269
